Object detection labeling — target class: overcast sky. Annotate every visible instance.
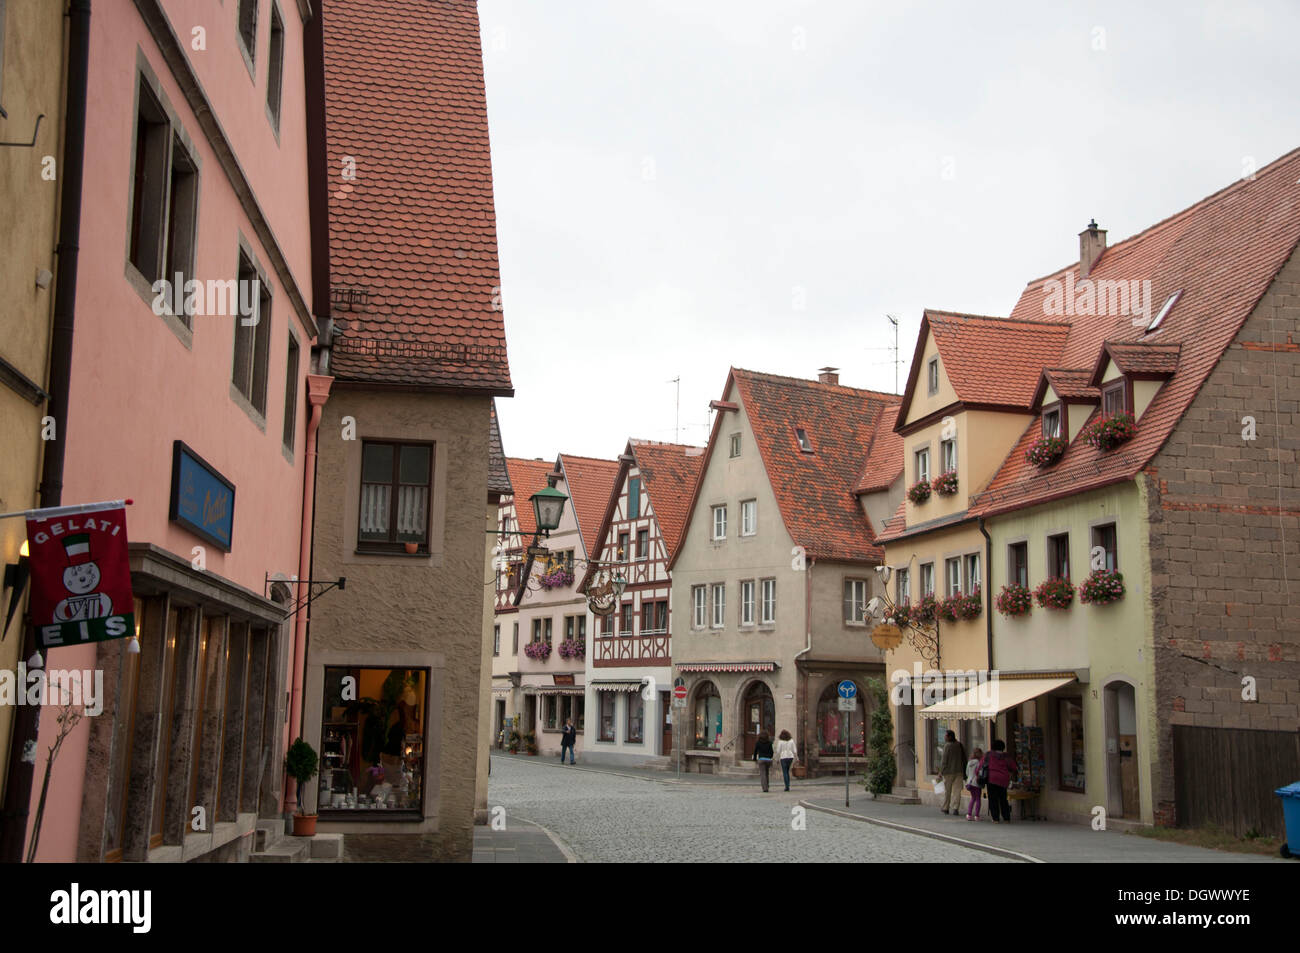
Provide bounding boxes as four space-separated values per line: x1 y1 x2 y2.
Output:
478 0 1300 461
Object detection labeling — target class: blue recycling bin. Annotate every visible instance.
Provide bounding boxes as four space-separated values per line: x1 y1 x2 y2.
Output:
1277 781 1300 858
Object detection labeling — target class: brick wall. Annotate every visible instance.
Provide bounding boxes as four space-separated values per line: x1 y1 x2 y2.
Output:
1145 243 1300 824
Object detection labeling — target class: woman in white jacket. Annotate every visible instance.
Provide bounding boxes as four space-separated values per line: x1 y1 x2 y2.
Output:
775 730 798 791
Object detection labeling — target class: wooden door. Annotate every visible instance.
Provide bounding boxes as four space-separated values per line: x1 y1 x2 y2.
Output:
660 691 672 756
742 682 775 759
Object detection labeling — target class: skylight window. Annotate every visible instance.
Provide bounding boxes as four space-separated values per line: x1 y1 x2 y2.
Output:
795 427 814 453
1146 290 1181 333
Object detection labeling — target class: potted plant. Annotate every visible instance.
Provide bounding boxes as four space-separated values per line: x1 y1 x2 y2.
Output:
285 737 319 836
907 479 931 504
937 593 961 623
404 541 419 554
507 729 521 754
931 470 959 496
523 731 538 755
1024 435 1068 468
955 588 982 620
1081 411 1136 452
524 640 552 661
995 583 1033 617
1079 568 1125 605
539 565 575 590
1034 577 1074 610
558 638 585 660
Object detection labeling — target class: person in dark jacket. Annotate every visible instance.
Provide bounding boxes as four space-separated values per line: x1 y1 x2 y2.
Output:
980 738 1019 822
753 731 775 792
560 719 577 764
937 729 966 815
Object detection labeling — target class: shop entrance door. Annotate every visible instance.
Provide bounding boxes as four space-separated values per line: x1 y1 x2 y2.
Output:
495 700 505 746
660 691 672 756
1105 682 1140 818
742 682 775 759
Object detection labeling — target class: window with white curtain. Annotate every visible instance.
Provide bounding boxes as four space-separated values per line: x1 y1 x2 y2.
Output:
359 441 433 550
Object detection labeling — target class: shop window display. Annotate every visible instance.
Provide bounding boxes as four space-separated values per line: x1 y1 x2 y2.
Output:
599 693 616 741
320 667 427 814
693 681 722 750
1058 698 1085 792
816 683 865 756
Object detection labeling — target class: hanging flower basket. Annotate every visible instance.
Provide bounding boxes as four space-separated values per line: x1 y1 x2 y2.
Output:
1024 435 1068 468
995 584 1032 617
523 640 552 661
1081 412 1136 452
931 470 959 496
1033 577 1074 610
1078 569 1125 605
557 638 585 660
911 593 938 626
907 479 932 504
539 568 575 590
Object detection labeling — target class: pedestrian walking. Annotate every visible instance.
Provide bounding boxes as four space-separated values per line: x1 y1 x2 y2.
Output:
937 729 966 814
775 729 798 791
980 739 1019 822
964 746 984 820
753 731 775 792
559 719 577 764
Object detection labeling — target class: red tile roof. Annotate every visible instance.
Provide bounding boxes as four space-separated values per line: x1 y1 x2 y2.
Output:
854 402 905 494
321 0 512 392
971 146 1300 518
504 458 555 538
630 440 706 560
725 369 898 562
1094 341 1180 381
557 455 620 560
1033 368 1099 408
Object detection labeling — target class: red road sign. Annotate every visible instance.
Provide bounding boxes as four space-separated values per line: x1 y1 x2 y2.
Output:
673 685 688 700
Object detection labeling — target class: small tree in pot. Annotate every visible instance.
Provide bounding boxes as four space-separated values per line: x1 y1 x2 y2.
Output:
285 737 320 836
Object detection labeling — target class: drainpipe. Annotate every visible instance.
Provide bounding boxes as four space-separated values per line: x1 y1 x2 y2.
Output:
794 555 815 767
283 374 332 814
0 0 91 864
978 517 995 744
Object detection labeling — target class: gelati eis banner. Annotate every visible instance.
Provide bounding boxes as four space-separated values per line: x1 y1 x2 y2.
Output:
26 505 135 649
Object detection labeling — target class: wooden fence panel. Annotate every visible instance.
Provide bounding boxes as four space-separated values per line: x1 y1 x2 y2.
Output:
1173 725 1300 837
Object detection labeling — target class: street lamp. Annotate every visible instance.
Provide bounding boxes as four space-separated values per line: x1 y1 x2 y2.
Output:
530 485 568 536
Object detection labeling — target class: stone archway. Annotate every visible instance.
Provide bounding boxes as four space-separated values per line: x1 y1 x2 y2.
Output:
1102 677 1140 819
740 680 775 759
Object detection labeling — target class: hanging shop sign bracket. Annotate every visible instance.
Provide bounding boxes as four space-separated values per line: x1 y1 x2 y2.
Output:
267 574 347 622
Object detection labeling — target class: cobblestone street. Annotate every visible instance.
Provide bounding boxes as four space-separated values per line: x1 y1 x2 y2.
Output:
487 755 1011 863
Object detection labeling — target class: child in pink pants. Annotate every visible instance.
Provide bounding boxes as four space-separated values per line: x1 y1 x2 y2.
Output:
964 748 984 820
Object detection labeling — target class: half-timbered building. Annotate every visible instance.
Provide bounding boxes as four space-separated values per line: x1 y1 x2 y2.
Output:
580 441 704 766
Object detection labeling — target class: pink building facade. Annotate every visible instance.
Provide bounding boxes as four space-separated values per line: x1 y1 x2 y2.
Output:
20 0 319 862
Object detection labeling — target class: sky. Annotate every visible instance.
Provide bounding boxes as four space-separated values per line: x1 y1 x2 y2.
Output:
477 0 1300 461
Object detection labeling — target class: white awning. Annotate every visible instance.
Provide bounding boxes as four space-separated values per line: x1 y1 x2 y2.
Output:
919 675 1076 721
590 680 644 693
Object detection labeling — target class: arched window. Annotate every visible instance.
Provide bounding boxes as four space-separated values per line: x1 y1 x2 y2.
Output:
692 681 722 750
816 682 866 757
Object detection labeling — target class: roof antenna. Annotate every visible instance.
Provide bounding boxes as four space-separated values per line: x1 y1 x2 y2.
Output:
885 314 900 394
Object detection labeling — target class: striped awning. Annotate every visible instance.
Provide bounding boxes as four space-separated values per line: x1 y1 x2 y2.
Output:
677 661 778 674
534 686 584 696
590 680 645 693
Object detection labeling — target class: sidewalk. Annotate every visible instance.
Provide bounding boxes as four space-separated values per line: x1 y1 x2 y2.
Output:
490 750 849 787
473 817 574 863
801 793 1284 863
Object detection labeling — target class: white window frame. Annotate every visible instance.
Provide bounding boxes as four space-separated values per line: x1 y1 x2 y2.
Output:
895 567 910 606
729 432 741 457
711 583 725 628
916 448 930 484
927 357 940 395
692 585 707 629
941 438 957 475
945 557 962 597
760 578 776 624
966 552 982 595
740 500 756 536
712 505 727 540
740 579 755 626
844 578 868 624
920 563 935 597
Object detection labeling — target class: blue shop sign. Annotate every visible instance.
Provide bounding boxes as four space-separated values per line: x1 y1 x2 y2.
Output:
169 440 236 552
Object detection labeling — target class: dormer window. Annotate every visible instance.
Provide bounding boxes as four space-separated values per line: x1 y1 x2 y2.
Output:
1043 406 1062 438
927 357 940 396
794 427 813 453
1145 290 1181 334
1102 380 1127 416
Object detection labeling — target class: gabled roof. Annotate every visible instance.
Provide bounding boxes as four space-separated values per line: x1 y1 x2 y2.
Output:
970 146 1300 518
854 402 905 494
628 440 706 560
487 401 511 499
503 458 554 538
556 454 620 560
1031 368 1099 410
321 0 512 393
1090 341 1181 385
674 369 899 565
896 310 1071 426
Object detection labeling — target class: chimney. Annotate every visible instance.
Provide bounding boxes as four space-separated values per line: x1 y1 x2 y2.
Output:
1079 219 1107 279
817 366 839 386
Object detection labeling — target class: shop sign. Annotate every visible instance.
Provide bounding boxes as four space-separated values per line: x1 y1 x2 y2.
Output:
27 505 135 649
553 673 575 686
870 622 903 651
169 441 235 552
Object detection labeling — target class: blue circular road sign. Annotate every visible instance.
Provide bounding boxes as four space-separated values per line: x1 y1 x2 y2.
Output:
837 680 857 699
